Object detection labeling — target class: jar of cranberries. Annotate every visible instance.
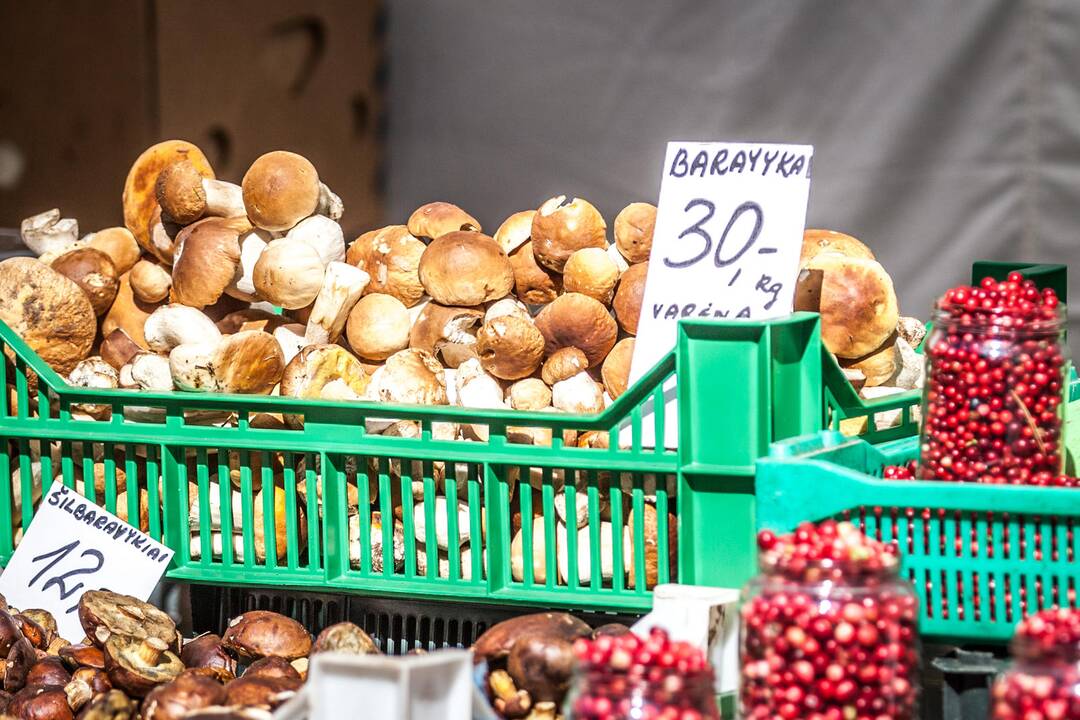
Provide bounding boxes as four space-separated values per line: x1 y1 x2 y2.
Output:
566 628 719 720
740 521 920 720
919 273 1068 485
991 609 1080 719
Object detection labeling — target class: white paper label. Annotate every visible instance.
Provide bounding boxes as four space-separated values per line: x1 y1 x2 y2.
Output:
0 483 173 642
628 141 814 448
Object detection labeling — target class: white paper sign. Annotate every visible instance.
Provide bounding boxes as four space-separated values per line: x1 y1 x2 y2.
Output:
628 141 813 448
0 483 173 642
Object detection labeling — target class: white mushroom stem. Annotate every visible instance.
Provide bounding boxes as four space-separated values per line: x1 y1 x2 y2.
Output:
273 323 308 365
129 353 174 391
148 216 176 266
407 296 432 325
286 215 346 266
118 364 137 389
607 242 630 274
68 357 119 390
20 208 79 256
305 262 370 345
144 305 222 353
202 178 247 218
169 342 220 392
412 497 470 551
316 182 344 221
553 371 605 414
227 229 270 301
454 359 505 441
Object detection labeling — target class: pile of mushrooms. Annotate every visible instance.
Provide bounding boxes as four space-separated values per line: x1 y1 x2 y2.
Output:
0 589 382 720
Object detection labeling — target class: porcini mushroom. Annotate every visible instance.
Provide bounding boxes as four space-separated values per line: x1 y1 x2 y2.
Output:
285 215 345 266
407 202 480 241
304 262 369 345
169 217 250 309
531 196 607 272
408 303 484 369
507 635 576 703
155 159 245 225
123 141 215 257
310 623 379 656
128 352 173 391
212 332 284 394
476 315 544 380
508 242 561 305
144 305 221 353
562 247 619 305
800 229 874 267
511 517 550 583
534 293 617 368
552 372 605 415
68 358 119 420
241 151 322 233
346 225 427 307
103 634 183 697
129 260 172 304
493 211 535 255
418 231 514 306
272 324 307 366
280 345 370 422
25 657 71 687
50 248 119 316
169 342 219 392
472 613 591 666
179 634 235 683
141 671 225 720
345 293 411 361
252 238 325 309
102 272 160 349
841 335 899 387
613 202 656 264
612 262 648 335
540 347 588 386
623 504 677 590
78 590 178 650
366 349 447 405
224 228 272 302
507 378 551 411
20 208 79 257
601 337 634 399
7 685 72 720
85 226 141 275
221 611 311 661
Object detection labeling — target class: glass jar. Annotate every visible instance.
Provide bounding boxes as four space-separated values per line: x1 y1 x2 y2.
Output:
919 275 1068 484
740 523 920 720
991 612 1080 719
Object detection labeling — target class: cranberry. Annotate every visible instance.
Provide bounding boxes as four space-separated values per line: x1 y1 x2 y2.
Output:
991 609 1080 720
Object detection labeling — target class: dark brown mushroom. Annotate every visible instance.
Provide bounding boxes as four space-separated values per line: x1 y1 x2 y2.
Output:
310 623 379 656
472 613 590 666
62 679 92 715
591 623 632 639
506 636 575 704
0 611 23 658
181 707 271 720
140 672 225 720
75 689 136 720
13 619 47 653
102 636 182 698
70 668 110 697
7 684 72 720
16 615 55 652
222 677 294 710
23 660 69 689
78 592 177 651
0 689 11 714
178 636 235 684
6 639 37 692
58 646 104 672
220 613 310 662
239 658 301 688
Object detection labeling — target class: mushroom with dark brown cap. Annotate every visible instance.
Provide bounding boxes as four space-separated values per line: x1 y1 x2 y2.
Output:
530 196 607 273
613 202 656 264
214 309 282 336
5 639 36 692
407 202 480 241
155 160 245 226
241 152 321 233
70 667 110 697
345 293 410 362
77 591 177 651
0 610 23 658
57 646 104 672
562 248 619 306
251 239 324 310
99 330 141 372
418 231 514 307
310 623 379 656
170 217 248 310
591 623 632 638
220 612 310 662
471 613 591 666
0 258 97 377
533 293 617 368
612 262 648 335
50 249 119 317
476 316 544 381
240 657 302 686
508 242 560 306
140 671 225 720
76 689 135 720
179 636 235 684
221 677 293 710
7 685 72 720
408 303 484 369
507 636 575 704
23 660 69 689
122 141 215 258
601 337 634 400
346 226 426 307
103 635 182 698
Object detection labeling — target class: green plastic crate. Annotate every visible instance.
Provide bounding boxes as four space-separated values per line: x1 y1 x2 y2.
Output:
757 419 1080 645
0 312 918 612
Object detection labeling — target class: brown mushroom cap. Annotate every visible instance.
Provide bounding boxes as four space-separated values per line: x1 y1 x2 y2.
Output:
540 347 588 386
24 659 70 688
800 229 874 268
58 644 105 671
102 272 159 349
612 262 648 335
23 612 56 647
797 254 899 359
0 610 23 658
241 656 303 685
222 677 292 710
310 622 379 656
212 331 284 395
128 260 172 304
345 294 411 362
472 613 591 666
531 197 607 273
8 685 73 720
591 623 632 639
100 329 142 371
155 160 209 226
506 636 575 703
279 344 370 410
78 689 137 720
252 239 325 309
123 141 215 255
220 611 311 661
5 638 37 692
508 242 560 305
562 248 619 306
507 378 551 411
601 337 634 399
103 635 183 698
613 202 656 265
171 217 248 310
840 333 899 387
241 151 321 233
407 202 481 241
533 294 617 368
493 211 535 255
367 348 448 405
476 316 544 381
0 258 96 376
179 635 235 684
50 249 119 317
346 226 426 307
78 591 177 651
408 303 484 369
141 671 225 720
214 309 283 336
418 232 514 306
13 616 50 651
87 228 141 276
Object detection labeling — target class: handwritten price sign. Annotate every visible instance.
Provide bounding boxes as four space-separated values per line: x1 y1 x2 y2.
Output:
628 141 813 448
0 484 172 641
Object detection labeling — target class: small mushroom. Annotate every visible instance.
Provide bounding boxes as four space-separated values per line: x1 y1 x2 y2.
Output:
140 671 225 720
601 338 634 399
279 345 370 415
562 248 619 306
103 635 182 698
241 657 302 686
366 349 447 405
408 303 484 369
406 202 480 241
168 342 219 392
304 262 369 345
507 635 575 703
345 293 411 362
488 669 530 719
63 678 92 713
170 217 249 310
155 159 245 225
77 591 177 651
144 305 221 354
540 347 588 387
221 611 311 661
58 645 104 672
418 231 514 306
613 202 656 264
221 677 292 710
841 335 899 387
7 685 72 720
83 227 141 275
531 196 607 273
123 140 215 256
212 332 284 395
476 315 545 381
100 329 142 371
74 689 136 720
346 225 426 307
534 293 617 368
310 623 379 656
508 242 560 305
67 358 119 421
50 249 119 316
472 613 591 666
552 372 605 415
251 239 325 309
241 151 322 233
72 667 112 696
612 262 648 335
623 504 678 590
0 611 21 658
507 379 551 411
454 358 506 439
493 211 535 255
24 659 69 688
5 638 36 692
128 352 173 391
20 209 79 257
285 215 345 267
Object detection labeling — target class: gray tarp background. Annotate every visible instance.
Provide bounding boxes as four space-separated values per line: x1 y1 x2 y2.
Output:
387 0 1080 331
